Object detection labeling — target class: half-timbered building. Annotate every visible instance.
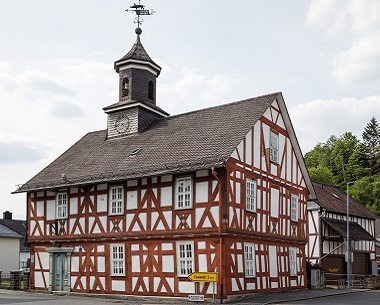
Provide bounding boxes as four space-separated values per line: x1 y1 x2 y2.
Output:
14 22 316 300
307 181 377 282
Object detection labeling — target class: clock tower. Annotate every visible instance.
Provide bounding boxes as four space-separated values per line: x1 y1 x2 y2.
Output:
103 3 168 139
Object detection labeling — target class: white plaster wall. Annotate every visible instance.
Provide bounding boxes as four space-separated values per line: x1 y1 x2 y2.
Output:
178 281 194 293
112 280 125 291
36 201 44 217
126 190 138 210
46 200 55 220
35 272 48 288
0 238 20 272
97 194 107 212
161 187 172 207
195 182 208 203
270 188 279 218
269 245 278 277
253 123 261 169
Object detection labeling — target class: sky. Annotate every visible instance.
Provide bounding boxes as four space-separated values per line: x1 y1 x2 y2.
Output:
1 0 380 219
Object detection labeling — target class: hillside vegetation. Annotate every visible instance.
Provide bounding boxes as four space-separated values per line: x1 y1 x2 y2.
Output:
304 117 380 216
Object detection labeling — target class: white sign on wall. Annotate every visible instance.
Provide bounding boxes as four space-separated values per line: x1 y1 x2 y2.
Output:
188 295 204 302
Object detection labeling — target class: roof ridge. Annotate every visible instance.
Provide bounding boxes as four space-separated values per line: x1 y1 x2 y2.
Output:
14 91 283 194
162 92 280 120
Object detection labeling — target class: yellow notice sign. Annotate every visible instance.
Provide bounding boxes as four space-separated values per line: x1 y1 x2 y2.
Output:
188 272 218 283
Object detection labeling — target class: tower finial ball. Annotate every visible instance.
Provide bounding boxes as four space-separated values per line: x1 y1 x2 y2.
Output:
135 27 142 35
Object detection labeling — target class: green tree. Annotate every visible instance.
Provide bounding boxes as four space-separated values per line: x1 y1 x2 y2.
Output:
362 117 380 174
303 124 380 215
308 165 336 184
350 175 380 216
304 136 336 169
330 132 359 183
345 143 370 181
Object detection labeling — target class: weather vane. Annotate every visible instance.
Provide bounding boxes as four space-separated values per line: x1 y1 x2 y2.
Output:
126 0 155 31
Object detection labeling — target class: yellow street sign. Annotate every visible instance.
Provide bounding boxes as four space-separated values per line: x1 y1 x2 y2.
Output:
188 272 218 282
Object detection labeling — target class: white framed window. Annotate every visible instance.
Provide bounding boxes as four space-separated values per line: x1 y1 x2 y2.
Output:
110 244 125 276
246 178 257 212
109 186 124 215
270 131 279 163
290 194 299 222
289 247 297 276
175 177 192 210
56 192 68 219
176 241 194 276
244 243 256 277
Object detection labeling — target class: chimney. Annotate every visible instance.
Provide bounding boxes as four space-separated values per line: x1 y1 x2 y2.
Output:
3 211 12 220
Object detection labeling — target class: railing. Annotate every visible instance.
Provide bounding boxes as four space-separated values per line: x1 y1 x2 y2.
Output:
334 275 380 289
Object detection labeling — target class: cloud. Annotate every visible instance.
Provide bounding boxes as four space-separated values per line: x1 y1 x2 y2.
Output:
23 72 75 97
159 67 238 115
305 0 347 35
0 142 47 164
50 100 85 119
332 32 380 86
306 0 380 87
289 95 380 153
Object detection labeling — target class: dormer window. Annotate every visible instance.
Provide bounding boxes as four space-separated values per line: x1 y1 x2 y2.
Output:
122 78 129 98
148 81 154 100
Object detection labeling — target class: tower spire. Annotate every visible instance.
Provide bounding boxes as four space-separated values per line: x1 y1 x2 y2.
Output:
103 1 166 139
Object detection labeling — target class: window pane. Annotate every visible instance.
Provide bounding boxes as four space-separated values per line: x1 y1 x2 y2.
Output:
56 193 67 219
176 177 192 209
246 179 256 212
177 242 194 276
270 132 279 163
110 186 123 215
291 195 299 221
244 243 256 277
111 244 125 275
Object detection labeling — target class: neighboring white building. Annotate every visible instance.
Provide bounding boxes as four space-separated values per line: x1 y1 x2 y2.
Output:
307 182 377 282
0 223 22 272
0 211 30 270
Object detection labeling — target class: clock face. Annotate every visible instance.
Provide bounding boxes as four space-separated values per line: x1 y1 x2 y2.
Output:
115 115 130 134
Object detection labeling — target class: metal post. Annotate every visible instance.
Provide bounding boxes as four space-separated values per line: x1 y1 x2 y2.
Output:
346 182 353 288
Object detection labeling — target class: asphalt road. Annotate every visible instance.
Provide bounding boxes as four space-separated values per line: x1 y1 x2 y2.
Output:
274 290 380 305
0 290 379 305
0 292 115 305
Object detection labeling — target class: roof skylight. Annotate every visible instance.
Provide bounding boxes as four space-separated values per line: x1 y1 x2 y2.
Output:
332 193 340 199
129 148 142 157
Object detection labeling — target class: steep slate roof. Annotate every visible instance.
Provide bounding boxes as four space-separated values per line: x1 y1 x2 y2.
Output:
103 99 169 116
0 219 29 251
0 223 22 239
322 218 375 241
312 181 377 219
114 35 161 74
15 92 314 198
